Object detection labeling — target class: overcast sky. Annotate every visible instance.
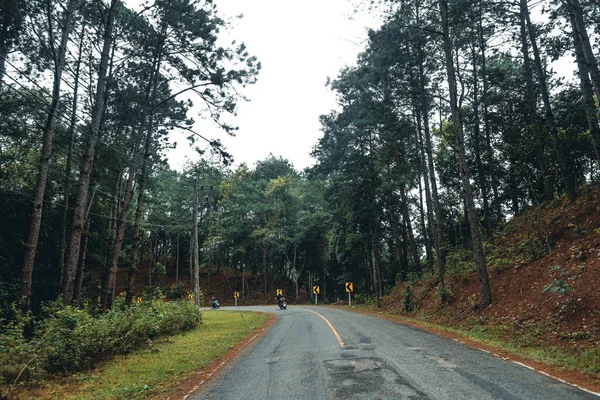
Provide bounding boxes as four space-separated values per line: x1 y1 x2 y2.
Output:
165 0 383 171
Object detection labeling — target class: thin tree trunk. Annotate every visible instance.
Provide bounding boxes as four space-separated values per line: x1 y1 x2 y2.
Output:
401 187 420 269
0 45 6 93
101 133 141 310
100 171 121 306
418 48 447 302
322 233 327 302
21 0 78 310
263 239 268 295
439 0 492 307
176 232 180 283
567 1 600 166
567 0 600 100
72 186 96 306
478 12 500 220
189 233 193 285
59 27 85 290
415 110 434 271
63 0 118 305
371 229 383 308
522 0 576 200
387 190 406 281
193 180 201 311
518 7 553 199
125 126 153 304
471 43 492 238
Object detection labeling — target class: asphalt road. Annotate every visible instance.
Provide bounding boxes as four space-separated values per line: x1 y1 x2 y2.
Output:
191 305 598 400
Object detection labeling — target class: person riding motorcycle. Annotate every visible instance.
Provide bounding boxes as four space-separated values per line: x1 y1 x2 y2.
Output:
210 296 219 309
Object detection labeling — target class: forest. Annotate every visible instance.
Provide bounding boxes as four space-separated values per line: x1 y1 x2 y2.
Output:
1 0 599 375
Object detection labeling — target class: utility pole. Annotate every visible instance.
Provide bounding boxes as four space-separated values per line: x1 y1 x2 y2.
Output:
193 179 201 314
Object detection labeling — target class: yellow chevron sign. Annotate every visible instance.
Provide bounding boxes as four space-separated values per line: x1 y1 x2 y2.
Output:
312 286 320 295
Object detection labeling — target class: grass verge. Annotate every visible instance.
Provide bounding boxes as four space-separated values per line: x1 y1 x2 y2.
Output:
9 310 269 400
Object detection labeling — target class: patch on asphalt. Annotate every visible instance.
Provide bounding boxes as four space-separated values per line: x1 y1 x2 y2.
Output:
323 357 429 399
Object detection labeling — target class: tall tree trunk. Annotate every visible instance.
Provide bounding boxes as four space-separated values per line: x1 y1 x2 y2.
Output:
176 232 180 283
101 134 141 310
193 180 200 312
189 233 193 285
415 109 434 271
72 186 96 306
59 27 85 291
439 0 492 307
100 170 121 306
567 1 600 166
471 43 492 238
518 6 553 199
387 189 406 281
322 233 327 302
371 226 383 308
567 0 600 100
420 73 447 301
0 45 6 93
400 187 420 269
522 0 576 200
478 12 501 220
21 0 79 310
125 129 153 304
63 0 118 305
263 239 268 295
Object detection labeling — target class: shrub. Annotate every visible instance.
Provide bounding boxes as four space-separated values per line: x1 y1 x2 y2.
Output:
542 265 574 296
164 282 187 300
1 299 199 381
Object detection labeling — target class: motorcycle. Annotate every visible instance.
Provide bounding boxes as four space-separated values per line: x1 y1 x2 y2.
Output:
210 298 220 309
277 296 287 310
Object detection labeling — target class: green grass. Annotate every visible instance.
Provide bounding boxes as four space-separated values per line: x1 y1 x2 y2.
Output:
12 311 269 400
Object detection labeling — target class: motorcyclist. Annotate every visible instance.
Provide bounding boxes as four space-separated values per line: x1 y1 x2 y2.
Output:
211 296 219 309
275 293 283 307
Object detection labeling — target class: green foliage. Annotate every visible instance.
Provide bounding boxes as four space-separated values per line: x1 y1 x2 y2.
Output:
163 282 187 300
353 293 377 305
518 237 545 262
445 247 476 275
0 299 198 383
570 222 587 238
542 265 574 296
153 262 166 282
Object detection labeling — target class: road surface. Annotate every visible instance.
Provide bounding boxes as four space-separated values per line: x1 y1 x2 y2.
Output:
191 306 597 399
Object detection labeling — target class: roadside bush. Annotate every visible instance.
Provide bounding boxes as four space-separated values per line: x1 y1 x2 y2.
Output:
38 299 199 373
446 247 476 275
164 282 187 300
353 293 376 305
0 312 42 386
1 299 199 382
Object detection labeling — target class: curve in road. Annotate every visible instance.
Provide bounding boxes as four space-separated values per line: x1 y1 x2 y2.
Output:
191 306 598 400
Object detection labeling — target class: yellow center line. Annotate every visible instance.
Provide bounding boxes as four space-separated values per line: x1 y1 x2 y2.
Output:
304 309 345 347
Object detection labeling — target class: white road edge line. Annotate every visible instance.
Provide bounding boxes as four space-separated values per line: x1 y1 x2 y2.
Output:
499 355 600 397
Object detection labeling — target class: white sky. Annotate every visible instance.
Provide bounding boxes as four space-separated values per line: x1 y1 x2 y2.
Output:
165 0 383 171
162 1 577 172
